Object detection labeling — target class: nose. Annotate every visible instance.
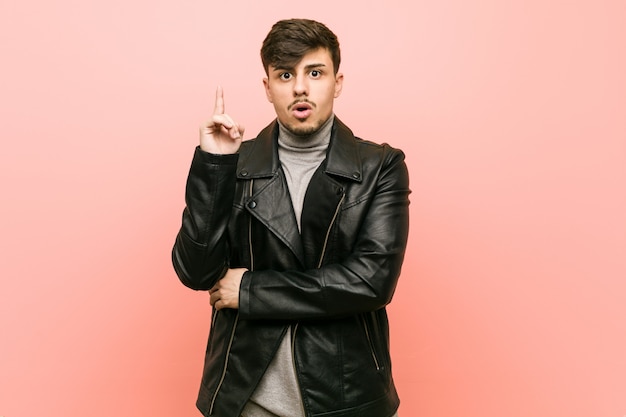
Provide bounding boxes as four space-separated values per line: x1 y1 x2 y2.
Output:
293 76 308 97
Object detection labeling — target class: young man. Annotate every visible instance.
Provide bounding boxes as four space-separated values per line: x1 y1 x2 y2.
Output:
172 19 409 417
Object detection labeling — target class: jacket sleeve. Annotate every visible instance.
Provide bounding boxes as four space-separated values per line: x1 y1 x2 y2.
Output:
239 147 410 320
171 147 239 290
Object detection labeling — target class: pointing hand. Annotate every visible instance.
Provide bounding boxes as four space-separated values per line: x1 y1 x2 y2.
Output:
199 86 245 154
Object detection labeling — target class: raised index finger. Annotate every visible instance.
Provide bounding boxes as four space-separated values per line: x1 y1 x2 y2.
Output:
213 85 225 115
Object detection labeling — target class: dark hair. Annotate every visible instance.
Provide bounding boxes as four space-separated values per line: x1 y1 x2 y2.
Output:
261 19 341 75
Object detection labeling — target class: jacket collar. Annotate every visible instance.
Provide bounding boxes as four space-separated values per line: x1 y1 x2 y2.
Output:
237 117 362 183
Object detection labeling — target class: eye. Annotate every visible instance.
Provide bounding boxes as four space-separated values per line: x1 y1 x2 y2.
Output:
310 70 321 78
279 72 292 80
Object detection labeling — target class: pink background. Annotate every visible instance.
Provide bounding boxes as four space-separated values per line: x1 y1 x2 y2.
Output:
1 1 625 416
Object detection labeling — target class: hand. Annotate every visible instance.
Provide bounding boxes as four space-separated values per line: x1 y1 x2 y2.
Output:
209 268 247 310
199 86 245 154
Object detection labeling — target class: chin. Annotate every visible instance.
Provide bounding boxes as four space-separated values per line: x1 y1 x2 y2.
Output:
285 121 323 137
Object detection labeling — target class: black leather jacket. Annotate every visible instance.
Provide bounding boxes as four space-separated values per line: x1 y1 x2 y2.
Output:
172 118 410 417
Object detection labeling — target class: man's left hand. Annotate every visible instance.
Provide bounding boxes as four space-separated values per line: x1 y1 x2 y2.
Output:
209 268 247 310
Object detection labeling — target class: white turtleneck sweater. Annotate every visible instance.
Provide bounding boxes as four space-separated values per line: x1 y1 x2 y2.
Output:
241 115 334 417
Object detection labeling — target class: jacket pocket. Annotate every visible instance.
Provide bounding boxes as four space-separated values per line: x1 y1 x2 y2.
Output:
200 309 239 414
360 313 383 371
209 312 239 414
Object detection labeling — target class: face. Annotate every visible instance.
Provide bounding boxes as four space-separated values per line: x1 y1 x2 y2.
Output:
263 48 343 137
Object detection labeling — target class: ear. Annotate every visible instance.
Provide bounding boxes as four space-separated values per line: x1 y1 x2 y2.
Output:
334 73 344 98
263 77 273 103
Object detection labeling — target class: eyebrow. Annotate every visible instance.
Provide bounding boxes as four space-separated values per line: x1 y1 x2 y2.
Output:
271 63 327 72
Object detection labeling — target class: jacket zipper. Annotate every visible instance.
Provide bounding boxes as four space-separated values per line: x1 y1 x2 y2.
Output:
291 323 307 417
209 180 255 415
361 315 381 371
317 194 345 268
209 312 239 414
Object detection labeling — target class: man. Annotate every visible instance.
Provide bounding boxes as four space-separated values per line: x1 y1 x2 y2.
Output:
172 18 409 417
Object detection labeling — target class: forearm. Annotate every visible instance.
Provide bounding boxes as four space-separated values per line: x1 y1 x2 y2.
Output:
239 247 407 320
172 147 239 290
240 153 410 319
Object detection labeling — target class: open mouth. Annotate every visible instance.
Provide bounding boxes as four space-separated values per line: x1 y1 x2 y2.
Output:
290 101 314 119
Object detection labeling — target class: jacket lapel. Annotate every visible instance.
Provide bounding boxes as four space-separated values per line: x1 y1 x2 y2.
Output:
237 122 305 266
236 118 363 269
300 119 363 268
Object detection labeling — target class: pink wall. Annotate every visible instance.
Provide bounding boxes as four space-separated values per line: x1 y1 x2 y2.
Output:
1 1 624 416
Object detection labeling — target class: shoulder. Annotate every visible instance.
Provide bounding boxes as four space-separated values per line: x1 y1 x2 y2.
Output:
355 136 406 163
335 117 406 164
238 121 275 153
326 118 408 185
238 138 256 158
355 138 408 191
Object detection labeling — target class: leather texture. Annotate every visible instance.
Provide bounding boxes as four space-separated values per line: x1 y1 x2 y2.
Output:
172 118 410 417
